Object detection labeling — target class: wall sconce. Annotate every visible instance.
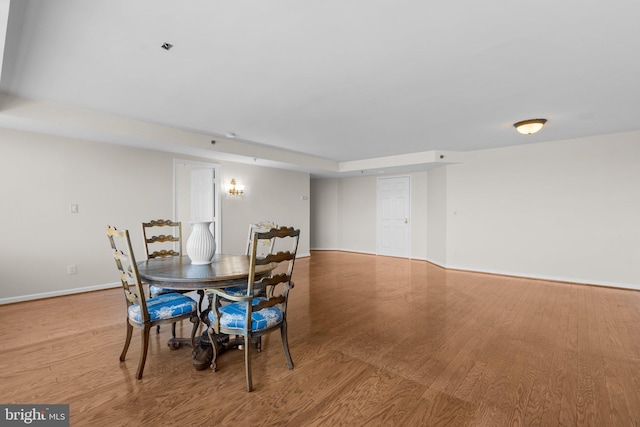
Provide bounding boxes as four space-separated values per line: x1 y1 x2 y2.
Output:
227 178 245 196
514 118 547 135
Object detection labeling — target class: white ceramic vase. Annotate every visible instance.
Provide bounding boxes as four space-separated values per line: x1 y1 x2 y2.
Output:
186 221 216 265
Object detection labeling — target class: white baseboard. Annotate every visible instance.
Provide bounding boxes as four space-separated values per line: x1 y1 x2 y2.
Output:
443 263 640 291
424 257 446 268
311 247 377 256
0 282 121 306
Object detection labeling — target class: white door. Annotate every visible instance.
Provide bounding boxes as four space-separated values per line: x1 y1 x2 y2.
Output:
174 160 220 252
190 168 214 223
377 176 411 258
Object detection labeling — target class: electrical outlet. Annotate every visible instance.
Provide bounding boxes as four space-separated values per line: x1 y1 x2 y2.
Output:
67 264 77 275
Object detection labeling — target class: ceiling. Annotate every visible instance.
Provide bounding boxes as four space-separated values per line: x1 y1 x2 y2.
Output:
1 0 639 177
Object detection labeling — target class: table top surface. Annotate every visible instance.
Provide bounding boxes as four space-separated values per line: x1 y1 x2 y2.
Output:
137 253 274 290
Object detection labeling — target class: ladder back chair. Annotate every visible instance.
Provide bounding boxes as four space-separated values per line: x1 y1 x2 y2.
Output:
223 221 279 297
207 226 300 391
142 219 182 298
246 220 278 258
142 219 182 259
142 219 191 335
107 225 199 380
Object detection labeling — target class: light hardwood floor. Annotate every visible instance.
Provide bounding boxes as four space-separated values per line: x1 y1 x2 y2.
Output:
2 251 640 426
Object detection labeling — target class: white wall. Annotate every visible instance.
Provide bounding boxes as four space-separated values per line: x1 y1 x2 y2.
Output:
0 127 310 303
311 131 640 289
426 166 447 265
310 172 429 259
337 176 377 254
310 178 339 250
411 172 428 260
442 131 640 288
218 161 310 256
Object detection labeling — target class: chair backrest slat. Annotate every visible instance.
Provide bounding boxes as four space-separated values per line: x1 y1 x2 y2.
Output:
142 219 182 259
255 251 295 265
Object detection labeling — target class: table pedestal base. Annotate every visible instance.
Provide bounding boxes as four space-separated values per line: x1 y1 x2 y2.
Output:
166 336 193 350
192 331 261 371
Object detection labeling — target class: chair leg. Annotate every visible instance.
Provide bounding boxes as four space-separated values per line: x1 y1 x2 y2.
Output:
244 333 253 392
197 290 205 313
136 325 151 380
120 321 133 362
171 322 177 339
189 313 199 349
281 321 294 369
206 328 219 372
156 325 160 334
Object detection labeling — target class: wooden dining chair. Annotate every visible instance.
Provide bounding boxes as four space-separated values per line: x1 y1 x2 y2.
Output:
206 226 300 391
142 219 183 297
106 225 199 380
222 221 278 297
246 220 278 258
142 219 192 335
142 219 182 259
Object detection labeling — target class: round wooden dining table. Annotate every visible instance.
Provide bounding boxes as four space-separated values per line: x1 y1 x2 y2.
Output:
137 253 274 290
137 253 276 370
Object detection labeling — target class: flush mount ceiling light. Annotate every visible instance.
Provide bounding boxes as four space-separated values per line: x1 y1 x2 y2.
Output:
161 42 173 50
514 118 547 135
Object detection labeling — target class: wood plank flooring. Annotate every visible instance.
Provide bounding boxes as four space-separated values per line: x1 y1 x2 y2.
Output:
2 251 640 426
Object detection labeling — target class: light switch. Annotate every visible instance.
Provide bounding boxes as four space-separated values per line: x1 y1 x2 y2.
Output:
70 204 79 214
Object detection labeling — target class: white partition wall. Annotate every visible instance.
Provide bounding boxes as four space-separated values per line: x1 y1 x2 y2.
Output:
312 131 640 289
311 172 428 259
310 178 339 250
442 131 640 288
426 167 447 266
217 161 310 257
0 128 311 303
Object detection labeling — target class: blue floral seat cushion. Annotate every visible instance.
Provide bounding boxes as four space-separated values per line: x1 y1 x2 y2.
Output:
149 285 174 297
222 285 263 297
208 297 283 331
128 293 197 324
